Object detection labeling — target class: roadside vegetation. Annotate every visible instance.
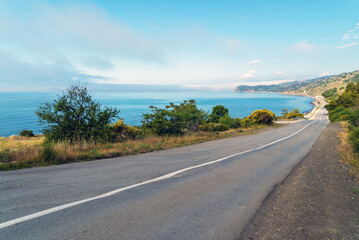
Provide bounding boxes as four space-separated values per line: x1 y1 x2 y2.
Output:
280 108 305 120
326 82 359 181
0 84 281 171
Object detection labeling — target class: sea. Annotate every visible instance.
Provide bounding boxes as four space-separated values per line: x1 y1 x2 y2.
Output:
0 91 313 137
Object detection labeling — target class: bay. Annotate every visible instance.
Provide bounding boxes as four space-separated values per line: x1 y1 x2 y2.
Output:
0 91 313 137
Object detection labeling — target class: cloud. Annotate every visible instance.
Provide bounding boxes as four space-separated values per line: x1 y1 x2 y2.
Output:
239 79 297 86
320 71 329 77
289 41 317 53
182 82 240 91
217 38 244 53
241 70 256 79
343 33 350 40
0 50 95 91
0 3 163 62
276 71 283 74
335 42 358 49
0 2 167 90
248 59 262 65
342 23 359 41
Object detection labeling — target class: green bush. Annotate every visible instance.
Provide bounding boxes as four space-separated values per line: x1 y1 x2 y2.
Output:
322 88 337 99
249 109 275 124
349 127 359 152
328 106 351 122
0 149 12 163
199 123 229 132
349 108 359 127
208 105 229 123
218 114 233 127
19 130 34 137
142 99 207 135
41 143 57 162
231 118 242 128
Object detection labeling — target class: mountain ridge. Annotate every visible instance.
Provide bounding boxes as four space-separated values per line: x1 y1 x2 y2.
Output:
235 70 359 97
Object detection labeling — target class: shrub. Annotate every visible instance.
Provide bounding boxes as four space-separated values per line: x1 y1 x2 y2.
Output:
231 118 242 128
322 88 337 99
349 108 359 127
241 117 252 128
281 108 289 118
218 114 233 127
19 130 34 137
142 100 207 135
349 127 359 152
208 105 229 123
36 84 120 143
212 123 230 131
328 106 351 122
41 142 57 162
286 108 304 119
249 109 275 124
106 120 140 142
199 123 229 132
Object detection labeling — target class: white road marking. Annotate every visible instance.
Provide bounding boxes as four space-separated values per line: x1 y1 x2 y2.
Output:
0 120 317 229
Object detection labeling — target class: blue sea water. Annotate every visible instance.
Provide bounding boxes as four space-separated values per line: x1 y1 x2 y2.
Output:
0 91 313 137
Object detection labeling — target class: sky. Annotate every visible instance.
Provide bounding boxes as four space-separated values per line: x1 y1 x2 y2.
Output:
0 0 358 92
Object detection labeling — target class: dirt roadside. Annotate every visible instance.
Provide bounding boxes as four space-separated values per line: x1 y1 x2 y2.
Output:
238 123 359 240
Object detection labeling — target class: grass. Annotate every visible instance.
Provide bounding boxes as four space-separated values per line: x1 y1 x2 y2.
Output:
0 125 275 171
338 122 359 182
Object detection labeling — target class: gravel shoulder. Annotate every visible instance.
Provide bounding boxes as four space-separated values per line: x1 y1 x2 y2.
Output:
238 122 359 240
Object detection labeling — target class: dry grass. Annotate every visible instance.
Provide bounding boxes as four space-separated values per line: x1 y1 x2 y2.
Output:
0 125 274 171
0 136 44 150
338 122 359 182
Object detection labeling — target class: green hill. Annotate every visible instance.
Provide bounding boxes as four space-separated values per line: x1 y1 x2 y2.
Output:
235 70 359 98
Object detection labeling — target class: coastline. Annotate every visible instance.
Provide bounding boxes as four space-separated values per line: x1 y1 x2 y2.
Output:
234 90 318 115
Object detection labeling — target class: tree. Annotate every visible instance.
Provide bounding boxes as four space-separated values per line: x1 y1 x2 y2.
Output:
35 84 120 142
281 108 289 118
249 109 275 124
208 105 229 123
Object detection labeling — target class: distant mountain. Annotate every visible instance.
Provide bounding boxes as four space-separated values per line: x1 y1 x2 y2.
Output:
235 70 359 97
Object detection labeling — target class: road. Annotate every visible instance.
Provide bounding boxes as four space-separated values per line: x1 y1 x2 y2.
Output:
0 104 328 240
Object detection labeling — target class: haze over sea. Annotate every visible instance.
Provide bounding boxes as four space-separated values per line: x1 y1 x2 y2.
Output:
0 91 313 137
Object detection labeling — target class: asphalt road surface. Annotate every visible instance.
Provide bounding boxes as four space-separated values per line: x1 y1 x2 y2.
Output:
0 104 328 240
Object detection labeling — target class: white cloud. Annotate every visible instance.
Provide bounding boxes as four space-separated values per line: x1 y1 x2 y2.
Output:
2 2 247 88
320 71 329 77
239 79 296 86
276 71 283 74
289 41 317 53
241 70 256 79
248 59 262 65
182 82 239 91
342 23 359 40
217 38 244 53
335 42 358 49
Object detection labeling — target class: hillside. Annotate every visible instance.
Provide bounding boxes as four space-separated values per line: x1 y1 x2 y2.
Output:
235 70 359 97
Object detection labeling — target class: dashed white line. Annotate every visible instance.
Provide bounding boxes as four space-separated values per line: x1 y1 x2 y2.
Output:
0 120 317 229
